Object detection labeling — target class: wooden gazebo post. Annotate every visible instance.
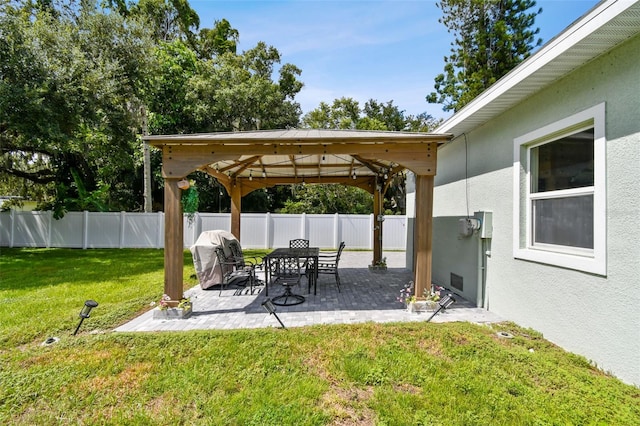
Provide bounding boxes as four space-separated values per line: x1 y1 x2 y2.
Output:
382 141 438 298
230 183 242 240
372 185 383 266
413 174 434 299
164 177 184 301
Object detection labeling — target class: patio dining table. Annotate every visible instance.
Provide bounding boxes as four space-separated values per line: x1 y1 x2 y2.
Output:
264 247 320 297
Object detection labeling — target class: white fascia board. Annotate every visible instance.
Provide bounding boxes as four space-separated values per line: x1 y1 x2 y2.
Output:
436 0 635 135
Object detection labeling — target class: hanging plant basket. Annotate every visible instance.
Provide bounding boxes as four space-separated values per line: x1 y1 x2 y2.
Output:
181 184 199 223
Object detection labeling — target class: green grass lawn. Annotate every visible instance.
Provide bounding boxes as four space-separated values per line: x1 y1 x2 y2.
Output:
1 248 639 425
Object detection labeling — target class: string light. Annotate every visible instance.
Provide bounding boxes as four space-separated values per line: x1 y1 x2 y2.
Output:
249 170 253 181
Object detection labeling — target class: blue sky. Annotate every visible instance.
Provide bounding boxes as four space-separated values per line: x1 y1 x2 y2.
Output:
190 0 600 120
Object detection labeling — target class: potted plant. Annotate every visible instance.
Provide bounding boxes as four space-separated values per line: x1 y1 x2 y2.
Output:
152 294 193 320
368 257 387 272
421 285 445 312
398 282 445 313
397 281 415 310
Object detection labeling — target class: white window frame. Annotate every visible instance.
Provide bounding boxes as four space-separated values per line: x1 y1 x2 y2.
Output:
513 103 606 275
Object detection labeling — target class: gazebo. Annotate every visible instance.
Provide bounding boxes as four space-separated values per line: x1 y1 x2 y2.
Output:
144 129 452 302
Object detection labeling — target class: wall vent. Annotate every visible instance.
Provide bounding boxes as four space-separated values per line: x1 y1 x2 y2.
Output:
450 273 464 291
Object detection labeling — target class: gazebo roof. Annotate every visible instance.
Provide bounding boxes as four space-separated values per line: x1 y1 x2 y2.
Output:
145 129 453 194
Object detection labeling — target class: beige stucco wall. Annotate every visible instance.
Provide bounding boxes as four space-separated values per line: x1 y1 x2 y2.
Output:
431 34 640 385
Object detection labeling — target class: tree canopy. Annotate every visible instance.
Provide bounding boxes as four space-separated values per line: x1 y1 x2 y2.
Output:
426 0 542 112
302 98 441 132
0 0 303 215
0 0 155 216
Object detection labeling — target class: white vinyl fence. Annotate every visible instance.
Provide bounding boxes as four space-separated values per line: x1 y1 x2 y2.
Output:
0 211 407 250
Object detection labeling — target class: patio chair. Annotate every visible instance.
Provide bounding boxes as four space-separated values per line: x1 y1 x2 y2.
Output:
307 242 345 292
228 239 263 290
271 255 305 306
289 238 310 249
228 239 263 277
289 238 310 269
213 246 254 296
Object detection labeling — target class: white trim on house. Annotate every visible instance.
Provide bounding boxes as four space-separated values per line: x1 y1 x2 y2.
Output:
512 103 607 275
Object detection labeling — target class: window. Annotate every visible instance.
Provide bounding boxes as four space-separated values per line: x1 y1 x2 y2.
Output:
513 104 606 275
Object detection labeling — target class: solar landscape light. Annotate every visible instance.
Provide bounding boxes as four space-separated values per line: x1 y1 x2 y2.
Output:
262 298 286 329
426 294 456 323
73 300 99 335
41 337 60 346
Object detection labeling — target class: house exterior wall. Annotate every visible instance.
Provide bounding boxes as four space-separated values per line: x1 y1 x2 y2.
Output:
430 34 640 385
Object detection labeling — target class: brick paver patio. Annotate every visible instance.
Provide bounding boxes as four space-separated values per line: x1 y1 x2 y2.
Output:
115 251 503 332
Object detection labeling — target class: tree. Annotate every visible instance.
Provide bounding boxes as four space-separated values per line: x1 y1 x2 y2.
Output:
128 0 200 46
0 1 156 213
197 18 239 59
186 42 302 132
146 40 200 134
301 97 360 129
302 98 440 133
426 0 542 112
279 184 373 214
405 112 443 132
1 1 303 214
362 99 406 131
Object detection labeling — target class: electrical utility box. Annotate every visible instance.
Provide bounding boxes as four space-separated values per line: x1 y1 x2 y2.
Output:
474 211 493 239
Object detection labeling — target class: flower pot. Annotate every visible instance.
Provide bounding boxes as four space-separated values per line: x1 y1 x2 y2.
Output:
425 300 439 312
407 300 438 313
153 302 193 320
